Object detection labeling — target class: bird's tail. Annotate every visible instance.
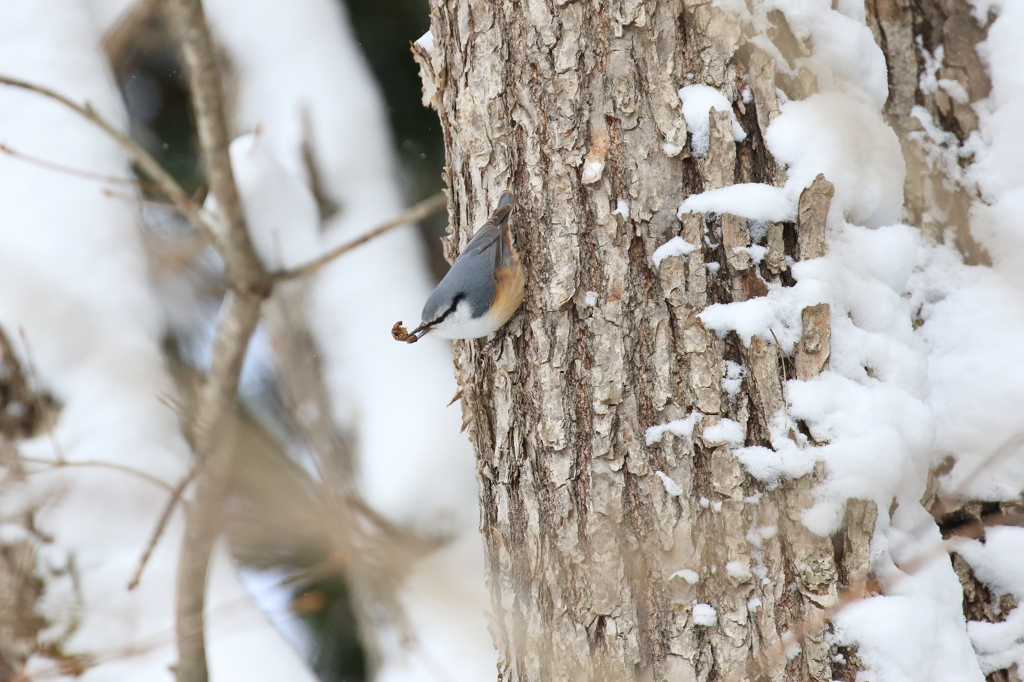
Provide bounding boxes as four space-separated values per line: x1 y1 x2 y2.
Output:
491 191 516 225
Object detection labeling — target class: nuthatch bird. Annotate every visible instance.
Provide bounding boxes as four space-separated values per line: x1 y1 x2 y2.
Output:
393 191 524 343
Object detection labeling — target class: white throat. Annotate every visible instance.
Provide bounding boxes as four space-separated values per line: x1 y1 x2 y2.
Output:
429 299 505 340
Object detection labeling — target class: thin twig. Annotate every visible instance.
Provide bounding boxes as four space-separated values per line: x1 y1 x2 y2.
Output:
0 75 218 249
102 187 180 209
0 143 159 190
168 0 264 292
273 191 447 281
173 291 263 682
127 462 200 591
19 456 175 495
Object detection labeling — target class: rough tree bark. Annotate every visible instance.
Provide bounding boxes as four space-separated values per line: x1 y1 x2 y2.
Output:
416 0 1009 678
416 1 872 680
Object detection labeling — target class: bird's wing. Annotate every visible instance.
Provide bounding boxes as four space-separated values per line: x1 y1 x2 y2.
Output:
456 192 517 269
459 221 503 265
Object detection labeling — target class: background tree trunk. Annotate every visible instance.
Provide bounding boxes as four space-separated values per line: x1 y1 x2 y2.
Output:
418 1 878 680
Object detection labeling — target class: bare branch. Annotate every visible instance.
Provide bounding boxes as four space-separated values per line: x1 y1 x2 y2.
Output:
17 456 175 495
0 75 217 248
127 462 199 591
164 2 274 679
0 143 156 189
169 0 265 292
273 191 447 282
173 290 262 682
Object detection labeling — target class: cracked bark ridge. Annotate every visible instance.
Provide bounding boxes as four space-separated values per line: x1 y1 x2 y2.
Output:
835 499 876 588
950 551 1022 682
796 175 832 262
865 0 991 264
795 304 830 382
424 1 869 679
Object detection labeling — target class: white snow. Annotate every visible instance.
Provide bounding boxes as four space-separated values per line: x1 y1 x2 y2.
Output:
721 360 746 401
227 132 321 271
738 244 769 265
415 30 435 55
957 527 1024 674
584 291 599 307
767 94 905 229
646 412 702 445
652 236 697 266
581 158 605 185
726 560 752 581
670 569 700 585
692 603 718 626
702 418 745 447
612 197 630 220
678 84 747 157
918 41 970 105
698 294 780 347
655 470 684 496
679 183 795 223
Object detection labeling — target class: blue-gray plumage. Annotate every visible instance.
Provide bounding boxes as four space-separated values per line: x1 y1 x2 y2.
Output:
408 191 524 340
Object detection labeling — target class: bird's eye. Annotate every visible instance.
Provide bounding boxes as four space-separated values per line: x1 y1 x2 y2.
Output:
430 293 465 326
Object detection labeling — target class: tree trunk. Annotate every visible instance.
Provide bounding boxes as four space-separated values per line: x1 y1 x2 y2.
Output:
865 0 992 265
416 2 874 680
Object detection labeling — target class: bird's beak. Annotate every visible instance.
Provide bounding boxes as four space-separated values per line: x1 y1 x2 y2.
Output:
409 323 430 340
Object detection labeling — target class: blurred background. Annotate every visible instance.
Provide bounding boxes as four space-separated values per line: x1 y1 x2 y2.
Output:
114 0 448 277
108 0 456 679
0 0 487 680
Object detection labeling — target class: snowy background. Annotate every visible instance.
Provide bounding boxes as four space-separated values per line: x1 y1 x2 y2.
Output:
0 0 1022 681
0 0 491 681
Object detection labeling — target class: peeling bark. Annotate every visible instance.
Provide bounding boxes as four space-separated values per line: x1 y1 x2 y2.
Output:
796 175 832 262
422 1 873 679
794 304 830 382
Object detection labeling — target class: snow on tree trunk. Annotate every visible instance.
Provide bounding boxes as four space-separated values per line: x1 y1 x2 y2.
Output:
867 2 1024 681
418 0 1024 676
417 2 887 680
865 0 992 265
